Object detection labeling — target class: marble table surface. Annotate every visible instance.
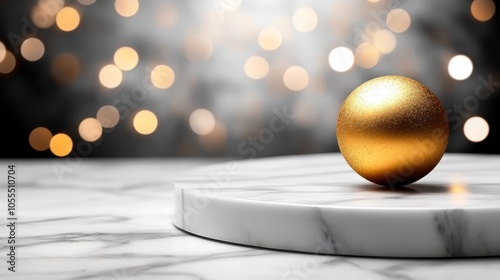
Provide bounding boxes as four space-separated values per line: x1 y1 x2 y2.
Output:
173 153 500 258
1 155 499 280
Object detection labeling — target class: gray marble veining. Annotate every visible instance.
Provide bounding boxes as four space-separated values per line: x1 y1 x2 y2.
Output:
0 156 499 279
174 153 500 257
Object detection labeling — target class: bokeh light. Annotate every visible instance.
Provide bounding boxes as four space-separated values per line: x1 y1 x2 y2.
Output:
40 0 64 8
51 53 80 84
0 51 16 74
386 8 411 33
115 0 139 17
156 3 178 28
20 37 45 62
49 133 73 157
190 109 216 136
99 64 123 89
448 55 473 80
151 64 175 89
471 0 496 22
78 0 97 5
56 7 80 32
292 7 318 33
79 118 103 142
114 46 139 71
1 1 500 158
29 127 52 152
283 66 309 91
184 33 213 61
97 105 120 128
133 110 158 135
258 27 283 51
464 116 489 142
372 29 396 54
0 41 6 63
31 0 63 29
449 178 468 200
294 99 316 127
199 122 227 150
328 47 354 72
355 43 380 69
244 56 269 79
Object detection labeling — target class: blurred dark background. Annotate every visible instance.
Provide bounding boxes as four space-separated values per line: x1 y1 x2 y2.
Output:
1 0 499 158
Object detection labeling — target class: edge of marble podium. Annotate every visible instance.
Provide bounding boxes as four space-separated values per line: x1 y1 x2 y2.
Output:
172 153 500 258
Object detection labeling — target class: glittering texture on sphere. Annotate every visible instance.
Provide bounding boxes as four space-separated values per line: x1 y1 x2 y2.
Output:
336 75 449 188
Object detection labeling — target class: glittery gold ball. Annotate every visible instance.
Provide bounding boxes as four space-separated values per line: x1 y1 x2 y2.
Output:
336 75 449 188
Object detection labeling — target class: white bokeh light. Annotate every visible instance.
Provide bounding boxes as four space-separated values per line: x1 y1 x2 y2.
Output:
190 109 216 135
464 116 489 142
448 55 473 80
328 47 354 72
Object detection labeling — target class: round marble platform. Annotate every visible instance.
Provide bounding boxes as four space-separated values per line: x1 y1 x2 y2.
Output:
173 153 500 258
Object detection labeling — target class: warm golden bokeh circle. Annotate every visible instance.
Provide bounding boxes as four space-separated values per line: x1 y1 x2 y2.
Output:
258 28 283 51
184 33 213 61
97 105 120 128
471 0 496 22
336 76 449 187
189 109 216 136
56 7 80 32
115 0 139 17
0 51 16 74
244 56 269 79
386 8 411 33
372 29 396 54
31 3 60 29
51 53 80 84
292 7 318 32
199 122 227 150
114 46 139 71
151 64 175 89
355 43 379 69
133 110 158 135
283 66 309 91
0 41 5 62
50 133 73 157
79 117 103 142
29 127 53 151
21 37 45 62
99 64 123 89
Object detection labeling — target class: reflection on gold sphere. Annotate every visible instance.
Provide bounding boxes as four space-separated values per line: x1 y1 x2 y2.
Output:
336 76 449 188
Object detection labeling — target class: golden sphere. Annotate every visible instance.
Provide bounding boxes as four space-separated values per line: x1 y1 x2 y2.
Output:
336 75 449 188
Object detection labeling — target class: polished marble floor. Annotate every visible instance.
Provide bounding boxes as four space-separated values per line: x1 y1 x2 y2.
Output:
0 155 499 279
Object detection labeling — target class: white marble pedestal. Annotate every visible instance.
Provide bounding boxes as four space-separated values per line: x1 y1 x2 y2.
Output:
173 153 500 258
